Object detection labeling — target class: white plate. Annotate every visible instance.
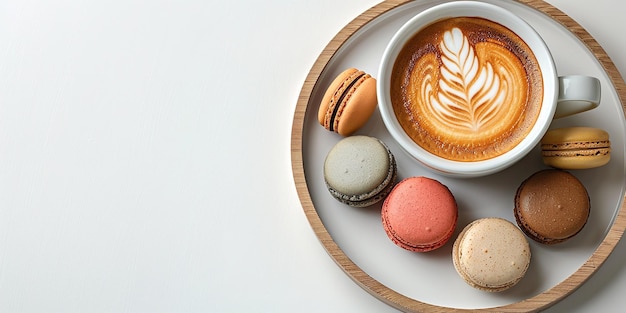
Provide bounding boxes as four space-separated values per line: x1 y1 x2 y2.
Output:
298 0 626 310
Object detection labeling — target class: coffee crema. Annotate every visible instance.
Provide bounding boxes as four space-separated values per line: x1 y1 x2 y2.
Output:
391 17 543 161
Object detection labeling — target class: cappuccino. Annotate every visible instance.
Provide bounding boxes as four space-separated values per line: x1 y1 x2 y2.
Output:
390 17 543 161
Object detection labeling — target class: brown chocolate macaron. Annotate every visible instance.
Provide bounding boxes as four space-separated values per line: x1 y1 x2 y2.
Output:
514 169 590 245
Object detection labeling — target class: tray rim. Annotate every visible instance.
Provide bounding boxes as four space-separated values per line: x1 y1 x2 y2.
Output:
290 0 626 311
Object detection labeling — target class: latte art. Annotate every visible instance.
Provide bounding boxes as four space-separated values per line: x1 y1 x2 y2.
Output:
430 28 507 131
392 18 542 161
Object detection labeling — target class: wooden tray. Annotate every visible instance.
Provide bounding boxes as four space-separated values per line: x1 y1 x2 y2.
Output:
291 0 626 311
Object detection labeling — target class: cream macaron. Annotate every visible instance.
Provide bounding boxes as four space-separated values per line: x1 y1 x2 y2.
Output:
452 218 531 292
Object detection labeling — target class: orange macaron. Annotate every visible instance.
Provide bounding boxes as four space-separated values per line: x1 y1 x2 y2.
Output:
318 68 377 136
381 177 458 252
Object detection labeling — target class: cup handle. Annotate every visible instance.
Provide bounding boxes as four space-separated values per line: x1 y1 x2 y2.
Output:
554 75 601 119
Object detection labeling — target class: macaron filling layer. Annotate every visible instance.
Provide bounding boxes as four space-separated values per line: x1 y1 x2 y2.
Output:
542 148 610 157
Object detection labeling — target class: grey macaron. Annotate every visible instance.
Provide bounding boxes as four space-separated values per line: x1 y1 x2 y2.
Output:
323 136 397 207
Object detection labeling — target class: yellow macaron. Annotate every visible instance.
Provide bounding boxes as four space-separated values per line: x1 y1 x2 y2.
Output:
540 127 611 169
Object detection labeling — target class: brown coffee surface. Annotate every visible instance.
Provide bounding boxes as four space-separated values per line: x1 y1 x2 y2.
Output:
391 17 543 161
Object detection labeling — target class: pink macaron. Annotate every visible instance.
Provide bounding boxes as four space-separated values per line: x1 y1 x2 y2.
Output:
382 176 458 252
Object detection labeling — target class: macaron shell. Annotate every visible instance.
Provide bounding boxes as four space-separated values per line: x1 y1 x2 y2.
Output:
382 177 457 252
514 169 590 244
453 218 530 292
541 126 609 143
334 75 377 136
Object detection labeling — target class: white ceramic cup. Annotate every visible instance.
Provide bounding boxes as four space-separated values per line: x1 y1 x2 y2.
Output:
377 1 601 177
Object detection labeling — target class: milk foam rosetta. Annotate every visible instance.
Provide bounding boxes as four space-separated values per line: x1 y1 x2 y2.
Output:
391 17 543 161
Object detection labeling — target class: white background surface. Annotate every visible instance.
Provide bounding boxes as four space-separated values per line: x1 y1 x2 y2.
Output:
0 0 625 312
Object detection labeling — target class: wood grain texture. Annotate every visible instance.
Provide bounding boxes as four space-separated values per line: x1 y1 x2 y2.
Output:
291 0 626 312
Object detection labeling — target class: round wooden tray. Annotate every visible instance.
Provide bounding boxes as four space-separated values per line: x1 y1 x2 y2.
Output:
291 0 626 311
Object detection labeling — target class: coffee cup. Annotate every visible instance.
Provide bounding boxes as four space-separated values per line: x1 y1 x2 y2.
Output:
377 1 600 177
